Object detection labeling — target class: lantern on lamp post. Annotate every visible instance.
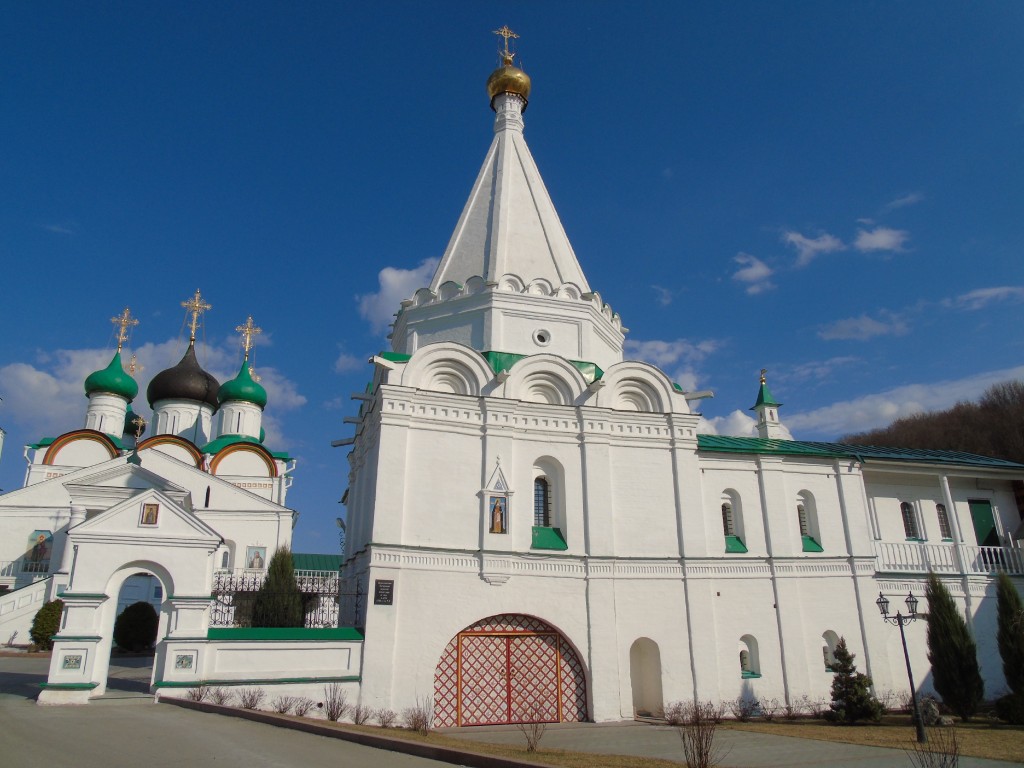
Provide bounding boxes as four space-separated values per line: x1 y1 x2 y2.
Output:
876 591 927 743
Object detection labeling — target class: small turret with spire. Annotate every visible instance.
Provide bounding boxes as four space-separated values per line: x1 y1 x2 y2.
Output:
83 308 140 438
750 369 787 440
215 315 268 441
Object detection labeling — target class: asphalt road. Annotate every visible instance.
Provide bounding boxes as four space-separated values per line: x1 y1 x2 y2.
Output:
0 655 452 768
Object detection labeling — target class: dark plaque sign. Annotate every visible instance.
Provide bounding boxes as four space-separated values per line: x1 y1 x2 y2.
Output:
373 579 395 606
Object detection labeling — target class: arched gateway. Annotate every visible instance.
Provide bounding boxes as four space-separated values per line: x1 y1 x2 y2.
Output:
433 614 587 727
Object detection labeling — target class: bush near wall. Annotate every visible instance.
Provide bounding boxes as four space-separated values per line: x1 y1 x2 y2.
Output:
113 601 159 651
29 599 64 650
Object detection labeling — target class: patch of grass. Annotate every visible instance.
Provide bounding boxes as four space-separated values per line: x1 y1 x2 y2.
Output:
722 715 1024 763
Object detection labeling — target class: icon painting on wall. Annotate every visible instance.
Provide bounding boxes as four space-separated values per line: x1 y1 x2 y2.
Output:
26 530 52 565
489 496 508 534
246 546 267 570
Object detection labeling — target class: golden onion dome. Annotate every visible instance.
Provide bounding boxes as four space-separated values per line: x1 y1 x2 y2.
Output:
487 58 531 110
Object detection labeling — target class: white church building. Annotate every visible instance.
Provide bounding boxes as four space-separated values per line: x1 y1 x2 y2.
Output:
1 33 1022 721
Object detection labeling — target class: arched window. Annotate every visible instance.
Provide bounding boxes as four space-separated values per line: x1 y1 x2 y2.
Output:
531 458 567 551
721 490 747 553
936 503 953 540
900 501 921 540
534 477 551 527
822 630 840 672
797 492 823 552
739 635 761 679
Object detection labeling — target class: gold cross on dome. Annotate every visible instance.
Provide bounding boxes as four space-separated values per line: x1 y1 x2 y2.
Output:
132 414 147 431
492 25 519 64
181 289 211 342
128 353 142 375
236 316 262 360
760 368 768 385
248 366 262 383
110 307 139 352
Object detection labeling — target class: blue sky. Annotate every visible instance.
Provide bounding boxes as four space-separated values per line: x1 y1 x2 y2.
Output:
1 3 1022 553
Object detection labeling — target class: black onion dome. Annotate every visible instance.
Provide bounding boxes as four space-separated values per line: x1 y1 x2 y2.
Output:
146 342 220 409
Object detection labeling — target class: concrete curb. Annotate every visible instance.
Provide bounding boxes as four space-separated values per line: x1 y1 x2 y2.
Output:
160 697 553 768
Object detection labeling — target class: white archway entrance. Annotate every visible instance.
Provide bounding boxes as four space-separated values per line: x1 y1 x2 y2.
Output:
629 637 664 718
38 488 220 704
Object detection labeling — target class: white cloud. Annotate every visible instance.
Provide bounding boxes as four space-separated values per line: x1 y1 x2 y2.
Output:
817 313 908 341
0 337 306 449
357 258 439 335
949 286 1024 311
625 338 719 369
731 253 774 294
334 351 365 374
786 365 1024 438
853 226 909 252
783 357 861 383
651 285 674 306
782 231 845 267
883 192 924 211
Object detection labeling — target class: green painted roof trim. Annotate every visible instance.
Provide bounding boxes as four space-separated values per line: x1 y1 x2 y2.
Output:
379 351 412 363
29 437 57 449
751 381 781 410
531 526 569 551
199 434 293 462
58 593 109 601
207 627 364 642
696 434 1024 469
483 351 604 384
725 535 748 554
39 682 100 690
292 553 342 571
155 676 361 689
801 535 825 553
51 635 103 642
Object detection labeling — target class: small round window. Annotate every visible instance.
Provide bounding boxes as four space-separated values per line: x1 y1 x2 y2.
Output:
533 329 551 347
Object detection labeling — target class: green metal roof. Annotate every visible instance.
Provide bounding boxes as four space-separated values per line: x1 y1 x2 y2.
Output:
84 351 139 402
482 351 603 384
28 437 56 450
751 381 781 410
200 434 292 462
292 553 342 571
696 434 1024 469
217 359 267 408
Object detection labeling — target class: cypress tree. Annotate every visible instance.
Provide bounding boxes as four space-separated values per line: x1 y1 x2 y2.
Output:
251 546 304 628
925 573 984 720
996 572 1024 696
826 637 883 723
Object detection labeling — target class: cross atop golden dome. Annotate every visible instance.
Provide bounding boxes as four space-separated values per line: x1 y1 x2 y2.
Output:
487 25 531 110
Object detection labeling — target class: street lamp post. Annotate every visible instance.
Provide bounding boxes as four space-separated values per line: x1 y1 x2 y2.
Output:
876 591 927 743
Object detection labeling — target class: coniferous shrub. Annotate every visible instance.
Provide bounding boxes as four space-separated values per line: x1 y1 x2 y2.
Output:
113 601 159 651
925 574 984 721
995 572 1024 723
251 546 304 628
29 599 64 650
826 637 883 723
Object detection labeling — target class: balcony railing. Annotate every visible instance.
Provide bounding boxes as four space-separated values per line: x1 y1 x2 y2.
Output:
0 559 51 579
874 541 1024 576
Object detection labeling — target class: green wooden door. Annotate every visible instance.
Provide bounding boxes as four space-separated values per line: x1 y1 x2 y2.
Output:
968 500 999 547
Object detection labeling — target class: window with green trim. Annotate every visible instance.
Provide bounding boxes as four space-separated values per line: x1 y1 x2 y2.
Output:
721 491 747 553
797 492 823 552
531 460 567 551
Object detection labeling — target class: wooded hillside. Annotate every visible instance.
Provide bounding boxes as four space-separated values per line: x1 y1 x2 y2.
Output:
842 380 1024 465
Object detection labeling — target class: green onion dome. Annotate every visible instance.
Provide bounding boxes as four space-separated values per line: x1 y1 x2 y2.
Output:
217 360 267 409
147 342 220 409
84 351 138 402
123 406 146 438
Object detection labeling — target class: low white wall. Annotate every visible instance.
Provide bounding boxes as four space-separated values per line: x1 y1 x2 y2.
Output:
155 628 363 706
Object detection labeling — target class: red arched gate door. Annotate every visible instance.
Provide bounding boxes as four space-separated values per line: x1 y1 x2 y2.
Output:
433 614 588 727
